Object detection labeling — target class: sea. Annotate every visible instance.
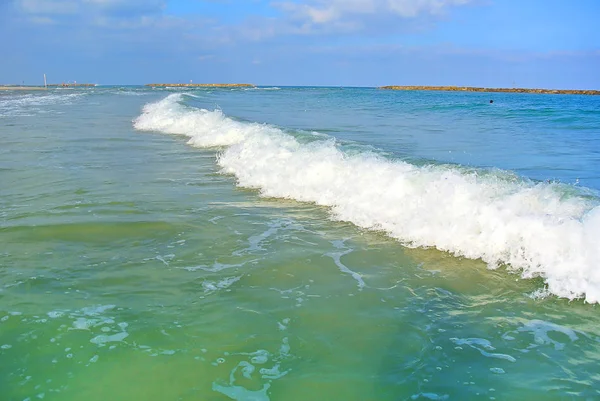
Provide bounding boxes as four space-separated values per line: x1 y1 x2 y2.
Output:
1 86 599 400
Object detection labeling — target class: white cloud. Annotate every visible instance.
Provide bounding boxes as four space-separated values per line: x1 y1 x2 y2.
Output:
7 0 478 54
17 0 165 17
19 0 79 14
28 15 58 24
275 0 473 24
84 0 166 15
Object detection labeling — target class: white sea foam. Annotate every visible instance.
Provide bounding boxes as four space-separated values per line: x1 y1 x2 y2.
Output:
326 240 365 290
202 276 242 293
0 92 85 117
516 319 580 350
134 94 600 303
451 337 516 362
244 87 281 91
115 90 149 97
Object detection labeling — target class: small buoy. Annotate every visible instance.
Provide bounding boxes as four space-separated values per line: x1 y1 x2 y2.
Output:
490 100 494 103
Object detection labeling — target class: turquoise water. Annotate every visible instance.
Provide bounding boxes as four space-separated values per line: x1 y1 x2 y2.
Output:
1 87 599 400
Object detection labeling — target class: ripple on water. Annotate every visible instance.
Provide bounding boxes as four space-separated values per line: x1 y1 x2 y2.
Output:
450 337 517 362
211 321 293 400
515 319 580 350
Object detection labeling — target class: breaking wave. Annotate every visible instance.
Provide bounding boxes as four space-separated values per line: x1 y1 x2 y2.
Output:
134 94 600 303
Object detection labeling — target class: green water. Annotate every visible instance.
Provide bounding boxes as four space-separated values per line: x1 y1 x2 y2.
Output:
1 89 599 400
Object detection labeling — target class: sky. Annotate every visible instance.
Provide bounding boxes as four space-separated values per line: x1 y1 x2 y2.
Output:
0 0 599 87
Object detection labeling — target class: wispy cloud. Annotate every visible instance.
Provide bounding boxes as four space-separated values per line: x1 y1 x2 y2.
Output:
16 0 166 22
9 0 475 41
219 0 476 40
274 0 474 23
18 0 79 15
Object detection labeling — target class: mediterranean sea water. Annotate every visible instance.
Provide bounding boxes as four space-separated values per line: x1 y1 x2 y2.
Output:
1 86 599 400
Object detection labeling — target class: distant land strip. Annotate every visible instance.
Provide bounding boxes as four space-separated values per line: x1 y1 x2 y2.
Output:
379 86 600 95
0 84 96 90
146 83 255 88
0 86 47 91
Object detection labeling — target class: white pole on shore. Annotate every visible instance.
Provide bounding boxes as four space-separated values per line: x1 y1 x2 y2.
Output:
44 74 47 88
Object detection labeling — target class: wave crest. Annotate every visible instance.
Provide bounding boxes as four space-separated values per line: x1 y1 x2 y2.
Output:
134 94 600 303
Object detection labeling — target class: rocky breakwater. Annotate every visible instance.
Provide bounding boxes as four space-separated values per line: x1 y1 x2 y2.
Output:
379 86 600 95
146 83 255 88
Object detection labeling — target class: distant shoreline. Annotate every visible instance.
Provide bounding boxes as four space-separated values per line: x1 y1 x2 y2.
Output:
46 83 96 87
0 83 96 91
145 83 255 88
379 85 600 95
0 86 47 91
2 84 598 95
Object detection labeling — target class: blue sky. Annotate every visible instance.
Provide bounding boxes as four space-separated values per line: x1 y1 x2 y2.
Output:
0 0 599 87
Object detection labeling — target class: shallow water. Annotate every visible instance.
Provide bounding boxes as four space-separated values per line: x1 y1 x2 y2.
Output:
1 87 599 400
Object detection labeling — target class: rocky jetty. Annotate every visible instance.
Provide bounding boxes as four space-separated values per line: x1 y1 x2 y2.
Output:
146 83 255 88
379 86 600 95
